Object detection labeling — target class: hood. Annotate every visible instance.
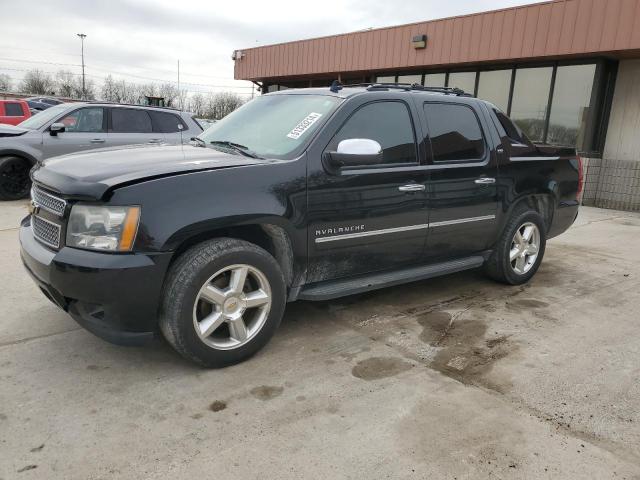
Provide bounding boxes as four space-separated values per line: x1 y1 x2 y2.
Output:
0 123 29 137
33 143 274 199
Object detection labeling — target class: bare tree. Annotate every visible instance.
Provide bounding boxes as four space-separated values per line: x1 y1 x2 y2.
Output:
205 92 245 120
19 69 54 95
55 70 76 97
189 93 206 117
0 73 11 92
101 75 119 102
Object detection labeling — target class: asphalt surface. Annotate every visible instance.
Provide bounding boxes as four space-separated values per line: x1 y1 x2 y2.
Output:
1 200 639 479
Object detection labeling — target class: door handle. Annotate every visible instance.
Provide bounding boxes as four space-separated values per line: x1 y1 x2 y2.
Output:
474 177 496 184
398 184 426 192
90 138 106 144
148 138 163 144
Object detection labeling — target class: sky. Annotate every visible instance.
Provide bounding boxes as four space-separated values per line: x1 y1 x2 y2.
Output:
0 0 544 98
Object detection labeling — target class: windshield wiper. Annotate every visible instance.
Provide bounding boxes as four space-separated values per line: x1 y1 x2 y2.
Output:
209 140 264 159
191 136 206 147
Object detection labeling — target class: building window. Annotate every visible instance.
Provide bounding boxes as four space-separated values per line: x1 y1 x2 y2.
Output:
509 67 554 142
447 71 476 95
477 69 511 112
397 74 422 85
376 75 396 83
547 64 597 147
424 73 446 87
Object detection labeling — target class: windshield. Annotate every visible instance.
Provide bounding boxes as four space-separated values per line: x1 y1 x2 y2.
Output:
18 104 69 130
199 94 342 159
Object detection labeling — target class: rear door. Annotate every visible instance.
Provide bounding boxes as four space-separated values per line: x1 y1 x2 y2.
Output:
108 108 165 146
41 106 108 159
149 110 185 144
420 100 499 260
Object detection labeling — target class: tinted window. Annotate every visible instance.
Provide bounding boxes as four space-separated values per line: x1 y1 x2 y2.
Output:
547 64 596 147
448 72 476 94
111 109 152 133
331 101 417 165
150 111 185 133
477 69 512 112
4 103 23 116
424 73 446 87
59 107 104 133
493 109 527 144
510 67 553 142
424 103 485 162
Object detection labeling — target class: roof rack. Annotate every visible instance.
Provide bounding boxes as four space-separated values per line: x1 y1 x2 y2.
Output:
85 101 182 111
331 80 472 97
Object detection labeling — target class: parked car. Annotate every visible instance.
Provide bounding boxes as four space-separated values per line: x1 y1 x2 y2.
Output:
20 84 581 367
0 102 203 199
26 99 54 112
26 97 64 106
0 99 31 126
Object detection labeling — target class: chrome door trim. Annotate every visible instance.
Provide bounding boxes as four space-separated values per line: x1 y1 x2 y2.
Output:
314 215 496 243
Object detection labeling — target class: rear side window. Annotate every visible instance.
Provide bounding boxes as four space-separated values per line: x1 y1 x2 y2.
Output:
150 111 185 133
4 102 24 116
111 109 152 133
330 101 417 165
493 108 528 144
424 103 485 162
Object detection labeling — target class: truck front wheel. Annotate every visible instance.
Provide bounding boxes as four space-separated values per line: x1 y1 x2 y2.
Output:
0 156 31 200
484 209 547 285
159 238 286 367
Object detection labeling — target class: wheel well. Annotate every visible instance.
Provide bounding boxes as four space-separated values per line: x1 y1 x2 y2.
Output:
0 153 35 168
170 224 295 286
511 194 555 231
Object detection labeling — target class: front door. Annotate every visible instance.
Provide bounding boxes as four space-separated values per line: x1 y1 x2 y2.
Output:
41 107 108 160
420 101 499 260
306 97 430 283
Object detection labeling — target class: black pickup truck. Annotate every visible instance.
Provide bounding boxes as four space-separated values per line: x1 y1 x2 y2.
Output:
20 84 582 367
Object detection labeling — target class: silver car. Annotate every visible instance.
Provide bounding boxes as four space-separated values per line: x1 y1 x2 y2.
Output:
0 102 203 200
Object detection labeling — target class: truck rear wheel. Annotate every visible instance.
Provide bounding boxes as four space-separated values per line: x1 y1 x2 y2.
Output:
159 238 286 367
484 209 547 285
0 156 31 200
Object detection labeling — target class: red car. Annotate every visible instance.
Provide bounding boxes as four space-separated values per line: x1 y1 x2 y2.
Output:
0 100 31 126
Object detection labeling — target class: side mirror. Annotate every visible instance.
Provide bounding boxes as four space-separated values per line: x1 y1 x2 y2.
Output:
49 123 66 136
325 138 383 168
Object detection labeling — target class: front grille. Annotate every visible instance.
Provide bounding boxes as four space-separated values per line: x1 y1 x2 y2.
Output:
32 215 61 249
32 185 66 217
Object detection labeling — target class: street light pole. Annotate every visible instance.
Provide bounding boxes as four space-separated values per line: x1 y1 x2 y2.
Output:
77 33 87 100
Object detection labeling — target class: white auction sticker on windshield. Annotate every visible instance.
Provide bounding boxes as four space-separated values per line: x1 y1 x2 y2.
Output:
287 112 323 139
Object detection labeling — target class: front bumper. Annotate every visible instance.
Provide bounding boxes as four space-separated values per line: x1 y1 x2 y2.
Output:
19 217 172 346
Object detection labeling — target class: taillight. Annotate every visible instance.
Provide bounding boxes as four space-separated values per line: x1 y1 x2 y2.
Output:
576 155 584 199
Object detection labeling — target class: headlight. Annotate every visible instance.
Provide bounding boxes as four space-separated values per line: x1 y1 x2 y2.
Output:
66 205 141 252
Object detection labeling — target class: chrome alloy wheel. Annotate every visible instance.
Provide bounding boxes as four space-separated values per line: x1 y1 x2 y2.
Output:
510 222 540 275
192 264 272 350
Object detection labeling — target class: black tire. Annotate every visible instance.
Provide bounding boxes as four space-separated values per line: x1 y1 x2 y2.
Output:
0 156 31 201
159 238 286 368
484 208 547 285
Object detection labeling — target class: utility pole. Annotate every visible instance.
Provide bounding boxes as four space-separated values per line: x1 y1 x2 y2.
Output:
77 33 87 99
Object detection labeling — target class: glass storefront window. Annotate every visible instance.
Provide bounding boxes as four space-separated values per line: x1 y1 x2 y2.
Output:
547 64 596 147
376 75 396 83
397 74 422 85
447 71 476 95
424 73 446 87
510 67 553 142
477 69 512 112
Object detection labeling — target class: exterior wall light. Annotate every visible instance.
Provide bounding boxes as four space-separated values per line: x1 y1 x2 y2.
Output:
412 35 427 49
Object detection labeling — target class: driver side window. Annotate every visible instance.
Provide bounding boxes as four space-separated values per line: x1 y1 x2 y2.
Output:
328 101 417 165
59 107 105 133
